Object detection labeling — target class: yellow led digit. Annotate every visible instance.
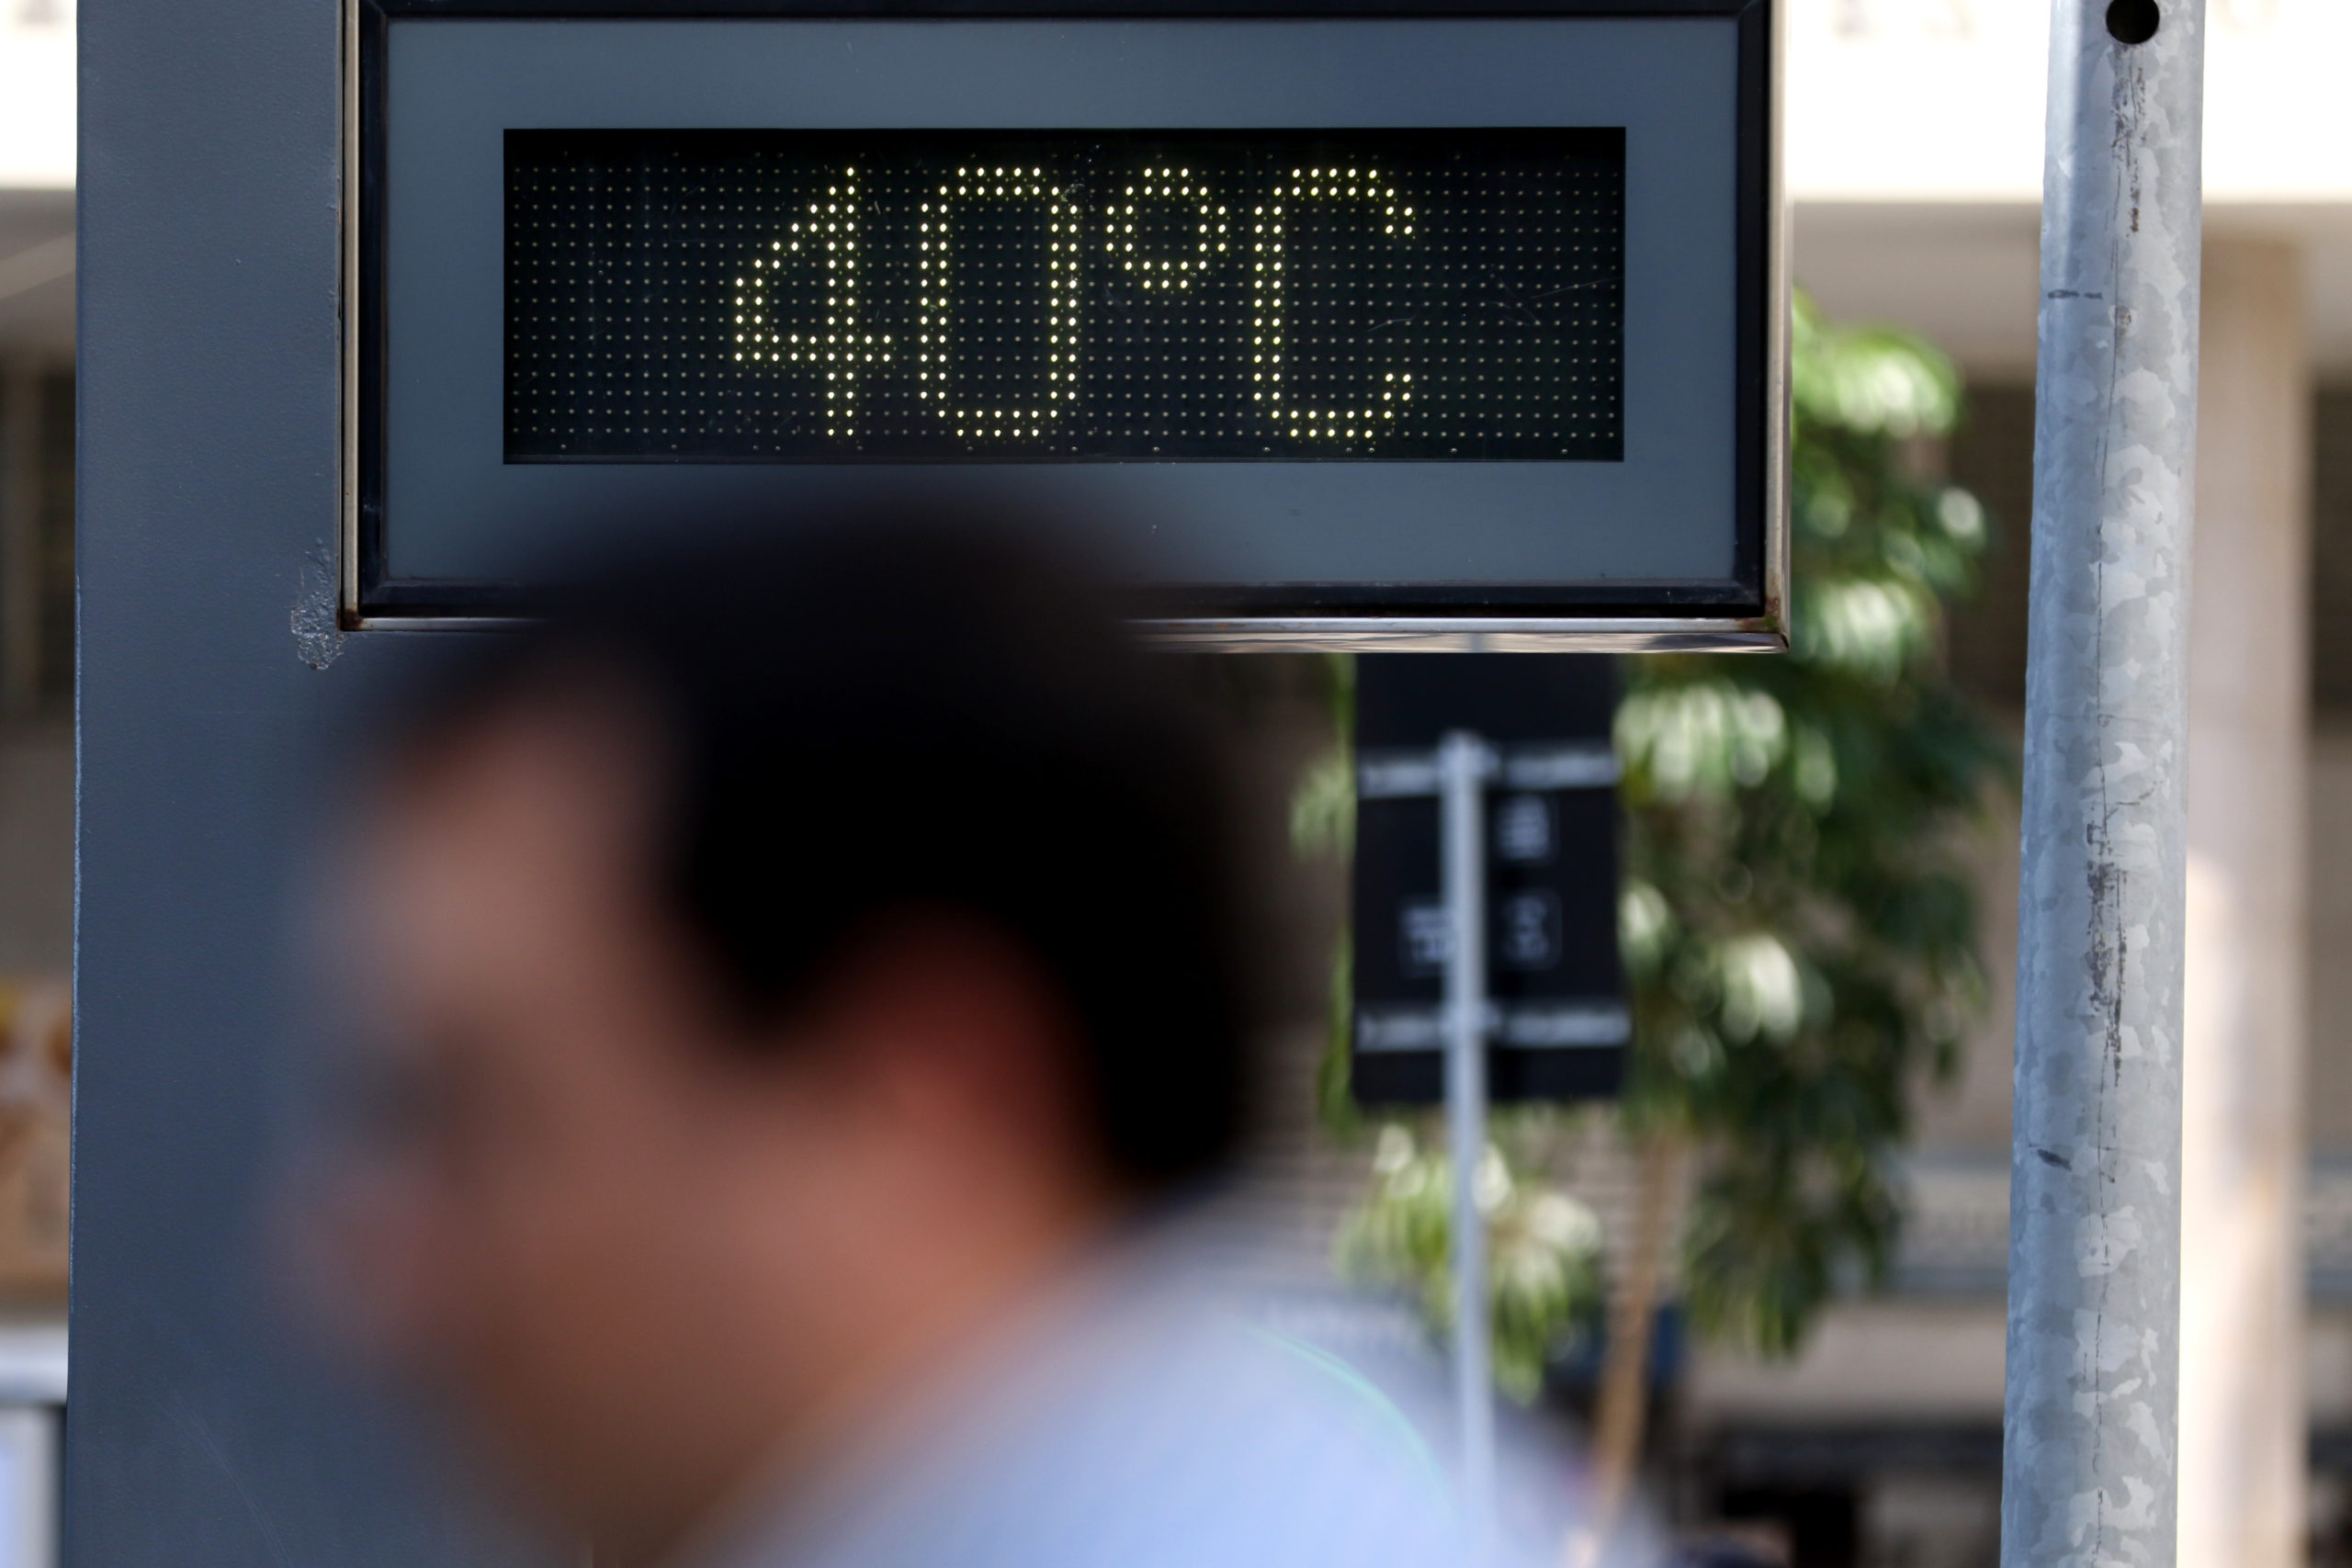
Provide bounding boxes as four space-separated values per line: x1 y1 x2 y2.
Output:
1250 167 1415 440
733 168 889 439
918 168 1082 441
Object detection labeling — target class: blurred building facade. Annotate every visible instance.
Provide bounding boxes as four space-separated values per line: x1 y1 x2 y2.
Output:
0 0 74 1561
1687 5 2352 1567
0 0 72 980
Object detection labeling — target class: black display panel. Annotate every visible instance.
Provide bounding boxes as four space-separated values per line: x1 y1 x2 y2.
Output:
506 129 1623 463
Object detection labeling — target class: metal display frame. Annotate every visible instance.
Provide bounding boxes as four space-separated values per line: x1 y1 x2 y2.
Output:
342 0 1787 650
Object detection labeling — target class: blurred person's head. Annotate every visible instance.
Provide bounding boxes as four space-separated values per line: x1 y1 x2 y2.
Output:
318 510 1250 1565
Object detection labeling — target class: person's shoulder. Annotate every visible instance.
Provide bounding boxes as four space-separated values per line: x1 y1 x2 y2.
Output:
726 1275 1479 1568
987 1302 1465 1568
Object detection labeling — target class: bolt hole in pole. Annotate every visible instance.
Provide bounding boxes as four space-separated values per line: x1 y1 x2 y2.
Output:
2108 0 2160 44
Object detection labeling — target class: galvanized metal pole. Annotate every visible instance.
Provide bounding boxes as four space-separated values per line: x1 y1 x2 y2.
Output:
1441 728 1496 1539
2005 6 2204 1568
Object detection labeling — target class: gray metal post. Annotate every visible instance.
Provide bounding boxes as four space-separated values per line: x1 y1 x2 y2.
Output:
1440 728 1496 1535
2005 6 2204 1568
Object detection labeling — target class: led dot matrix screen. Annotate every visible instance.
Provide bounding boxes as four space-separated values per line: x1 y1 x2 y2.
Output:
365 6 1775 631
506 130 1624 463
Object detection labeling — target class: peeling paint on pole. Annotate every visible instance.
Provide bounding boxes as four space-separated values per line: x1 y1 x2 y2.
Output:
2005 6 2203 1568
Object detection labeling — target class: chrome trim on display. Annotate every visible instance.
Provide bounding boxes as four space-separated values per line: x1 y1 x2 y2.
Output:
1138 616 1786 653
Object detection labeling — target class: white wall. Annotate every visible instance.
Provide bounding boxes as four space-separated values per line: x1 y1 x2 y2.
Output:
0 0 73 195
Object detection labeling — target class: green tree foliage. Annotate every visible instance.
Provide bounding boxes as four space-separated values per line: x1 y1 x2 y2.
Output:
1323 295 2010 1368
1615 295 2011 1355
1335 1125 1607 1403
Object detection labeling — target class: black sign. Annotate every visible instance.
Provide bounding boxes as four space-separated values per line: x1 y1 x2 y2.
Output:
1351 655 1625 1106
507 130 1623 464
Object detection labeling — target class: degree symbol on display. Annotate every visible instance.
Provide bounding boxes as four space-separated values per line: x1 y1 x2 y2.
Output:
1106 168 1228 292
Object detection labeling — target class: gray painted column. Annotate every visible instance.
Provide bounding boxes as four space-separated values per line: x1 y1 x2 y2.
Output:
2179 237 2310 1568
2004 5 2204 1568
74 0 536 1560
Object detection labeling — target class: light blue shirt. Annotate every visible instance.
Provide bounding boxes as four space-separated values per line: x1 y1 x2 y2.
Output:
698 1243 1481 1568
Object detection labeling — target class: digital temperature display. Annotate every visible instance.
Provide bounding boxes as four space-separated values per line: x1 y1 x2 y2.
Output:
505 130 1623 463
